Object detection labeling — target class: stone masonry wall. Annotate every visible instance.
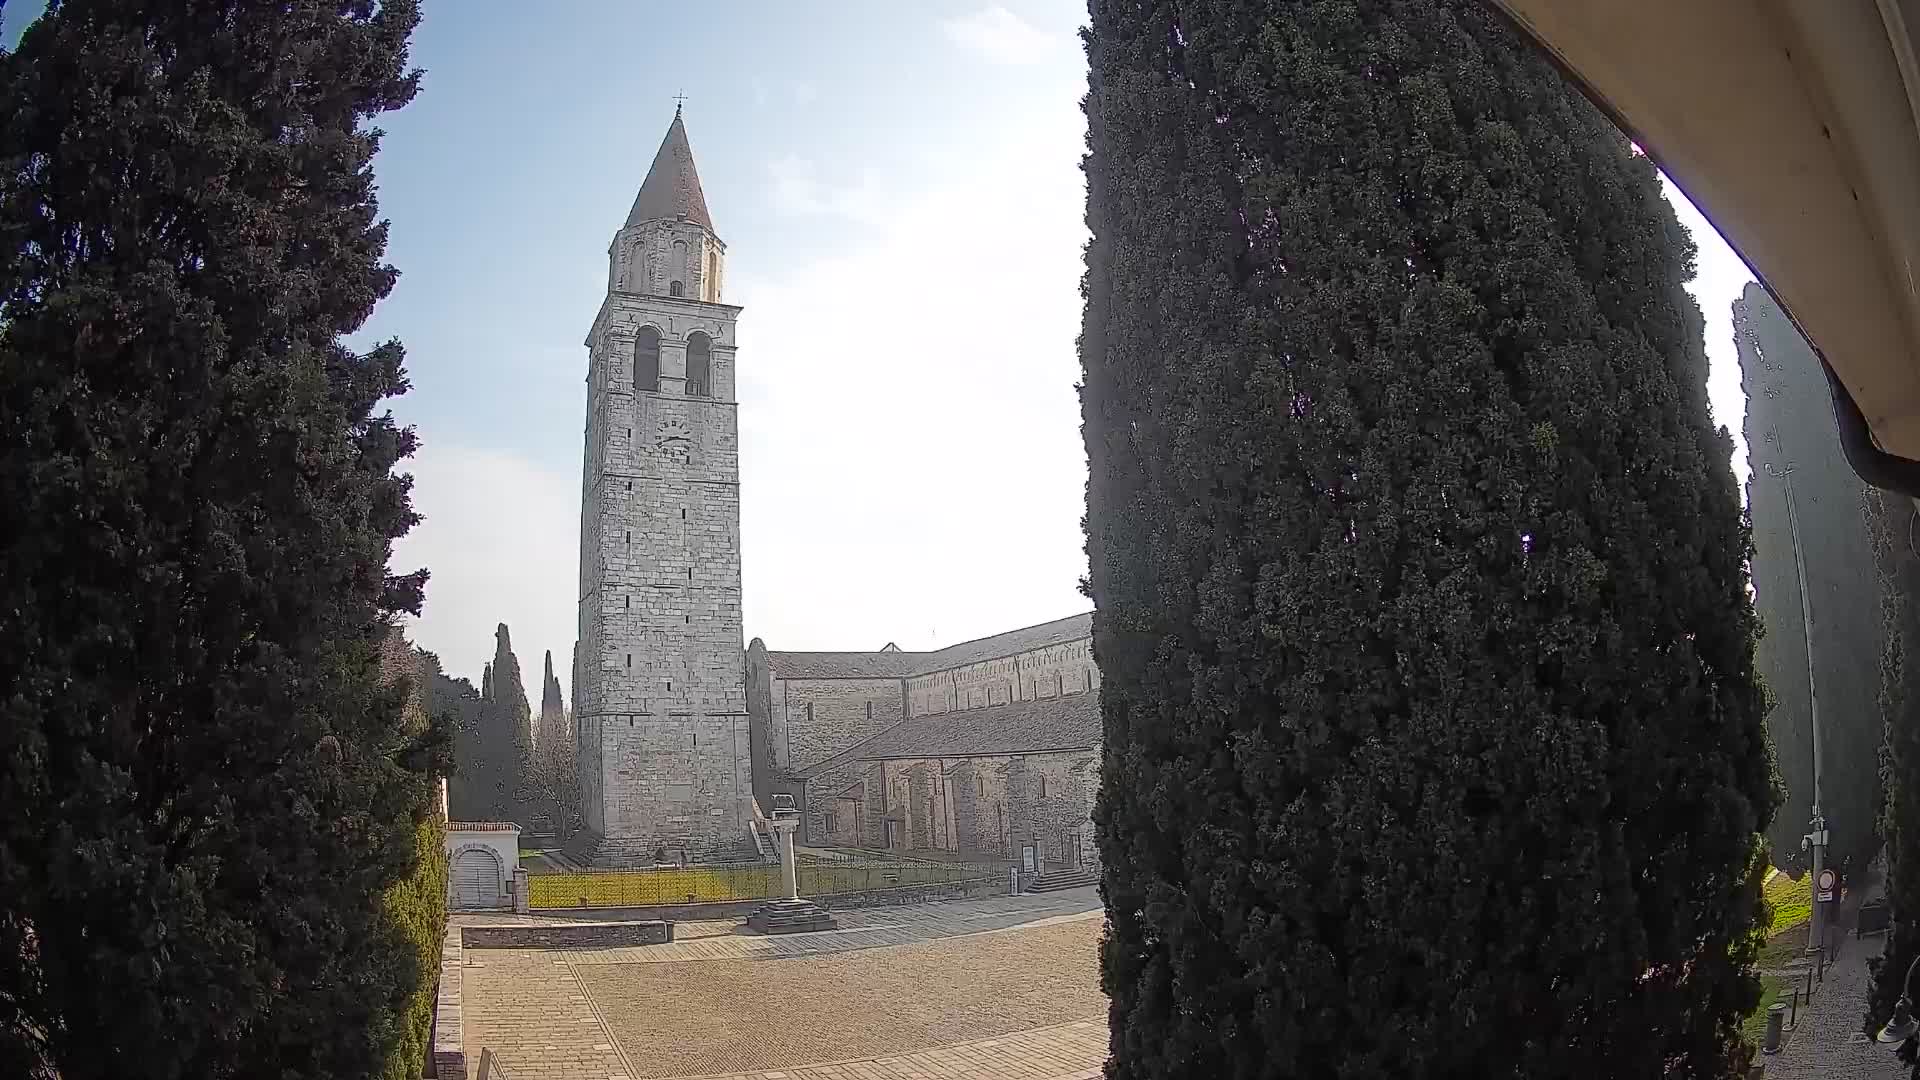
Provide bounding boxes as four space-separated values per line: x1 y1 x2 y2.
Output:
770 676 906 773
847 750 1092 866
905 638 1098 718
575 223 751 864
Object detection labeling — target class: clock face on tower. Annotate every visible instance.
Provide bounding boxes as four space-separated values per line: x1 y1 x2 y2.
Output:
653 419 692 463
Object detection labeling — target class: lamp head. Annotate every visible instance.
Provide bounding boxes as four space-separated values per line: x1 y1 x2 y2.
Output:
1876 996 1918 1044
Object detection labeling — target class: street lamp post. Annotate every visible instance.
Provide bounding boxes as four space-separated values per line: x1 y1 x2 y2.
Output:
1766 460 1831 959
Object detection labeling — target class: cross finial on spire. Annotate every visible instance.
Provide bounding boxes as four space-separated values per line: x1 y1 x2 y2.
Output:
673 90 688 117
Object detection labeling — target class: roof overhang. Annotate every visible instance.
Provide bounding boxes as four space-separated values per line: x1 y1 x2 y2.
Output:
1488 1 1920 494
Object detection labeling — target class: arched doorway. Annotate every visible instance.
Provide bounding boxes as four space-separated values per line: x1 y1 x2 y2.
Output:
452 846 504 910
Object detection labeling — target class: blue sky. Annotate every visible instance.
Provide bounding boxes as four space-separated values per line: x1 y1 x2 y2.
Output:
3 2 1755 701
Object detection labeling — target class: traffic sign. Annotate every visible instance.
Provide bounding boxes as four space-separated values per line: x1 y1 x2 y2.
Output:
1816 868 1837 903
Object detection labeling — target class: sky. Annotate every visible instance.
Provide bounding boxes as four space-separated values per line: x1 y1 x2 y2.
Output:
3 2 1758 704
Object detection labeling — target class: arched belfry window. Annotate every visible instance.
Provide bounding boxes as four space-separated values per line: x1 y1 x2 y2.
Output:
634 326 661 393
669 280 684 297
686 331 712 398
671 239 689 298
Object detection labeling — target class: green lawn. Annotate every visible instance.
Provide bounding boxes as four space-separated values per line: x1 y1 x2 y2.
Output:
1757 923 1809 969
1764 871 1813 935
1741 973 1791 1046
1740 871 1817 1049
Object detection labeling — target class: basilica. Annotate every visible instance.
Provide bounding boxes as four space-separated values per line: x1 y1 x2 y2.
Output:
569 113 1100 873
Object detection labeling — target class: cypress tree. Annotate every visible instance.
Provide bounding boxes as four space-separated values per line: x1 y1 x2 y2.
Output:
1869 490 1920 1065
1736 283 1883 880
489 622 535 815
1080 2 1775 1076
0 2 438 1077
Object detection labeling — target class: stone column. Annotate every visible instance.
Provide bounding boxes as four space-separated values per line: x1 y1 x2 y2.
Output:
777 819 799 900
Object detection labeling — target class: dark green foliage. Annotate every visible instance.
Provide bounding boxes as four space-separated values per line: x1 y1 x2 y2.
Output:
1079 2 1776 1076
424 647 500 820
1868 491 1920 1070
377 812 448 1080
375 641 449 1080
0 2 436 1077
1737 283 1884 879
491 622 536 799
443 626 539 824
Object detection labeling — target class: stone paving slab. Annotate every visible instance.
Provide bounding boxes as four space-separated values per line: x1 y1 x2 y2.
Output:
577 918 1105 1077
461 889 1109 1080
665 1019 1108 1080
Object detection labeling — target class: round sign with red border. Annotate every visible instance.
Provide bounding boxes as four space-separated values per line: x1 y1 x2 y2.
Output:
1816 868 1837 903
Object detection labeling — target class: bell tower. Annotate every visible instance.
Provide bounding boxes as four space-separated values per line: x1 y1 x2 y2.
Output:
574 109 752 864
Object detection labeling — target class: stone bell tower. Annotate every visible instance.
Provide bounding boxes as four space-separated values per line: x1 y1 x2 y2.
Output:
573 108 752 865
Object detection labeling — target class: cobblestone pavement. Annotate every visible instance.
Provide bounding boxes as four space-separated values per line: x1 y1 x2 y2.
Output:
461 890 1108 1080
1760 927 1905 1079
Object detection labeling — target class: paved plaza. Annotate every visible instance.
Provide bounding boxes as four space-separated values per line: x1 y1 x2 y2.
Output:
458 888 1109 1080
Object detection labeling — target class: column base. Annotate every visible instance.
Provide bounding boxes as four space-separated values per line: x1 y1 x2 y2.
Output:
745 897 836 935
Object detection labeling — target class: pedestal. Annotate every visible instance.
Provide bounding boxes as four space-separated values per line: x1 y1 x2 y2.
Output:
746 896 836 934
745 815 836 934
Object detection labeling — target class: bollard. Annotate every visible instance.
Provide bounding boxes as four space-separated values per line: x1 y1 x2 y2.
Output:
1763 1002 1788 1054
1789 986 1799 1029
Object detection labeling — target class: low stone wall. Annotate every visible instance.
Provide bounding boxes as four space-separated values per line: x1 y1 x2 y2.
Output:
460 920 676 950
432 931 466 1080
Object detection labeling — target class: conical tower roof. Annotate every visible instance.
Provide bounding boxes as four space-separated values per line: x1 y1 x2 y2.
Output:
625 110 714 234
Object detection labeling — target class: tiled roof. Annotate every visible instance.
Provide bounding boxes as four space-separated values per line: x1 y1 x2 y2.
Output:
852 692 1101 761
914 612 1090 673
767 651 926 680
767 612 1092 682
626 113 715 233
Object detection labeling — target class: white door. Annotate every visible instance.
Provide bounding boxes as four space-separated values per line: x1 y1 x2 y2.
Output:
453 849 502 910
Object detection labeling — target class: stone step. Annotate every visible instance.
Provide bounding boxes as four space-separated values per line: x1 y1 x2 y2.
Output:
746 897 837 935
1026 868 1098 893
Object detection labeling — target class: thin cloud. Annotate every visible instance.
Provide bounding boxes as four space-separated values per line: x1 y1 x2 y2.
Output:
765 153 893 225
941 5 1058 65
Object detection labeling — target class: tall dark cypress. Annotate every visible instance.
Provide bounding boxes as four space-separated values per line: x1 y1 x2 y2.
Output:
1079 2 1776 1076
490 622 535 809
0 2 437 1077
1869 490 1920 1068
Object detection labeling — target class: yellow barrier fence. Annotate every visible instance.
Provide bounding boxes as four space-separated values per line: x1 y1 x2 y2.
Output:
528 857 1002 909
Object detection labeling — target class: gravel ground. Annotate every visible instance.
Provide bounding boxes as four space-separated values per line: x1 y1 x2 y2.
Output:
576 919 1105 1078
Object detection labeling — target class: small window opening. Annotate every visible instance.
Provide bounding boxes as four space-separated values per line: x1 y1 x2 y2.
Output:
667 680 672 691
625 480 632 492
634 326 661 392
670 280 684 297
865 701 873 721
624 595 630 609
1039 776 1049 798
625 654 631 668
978 776 985 796
681 508 687 520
